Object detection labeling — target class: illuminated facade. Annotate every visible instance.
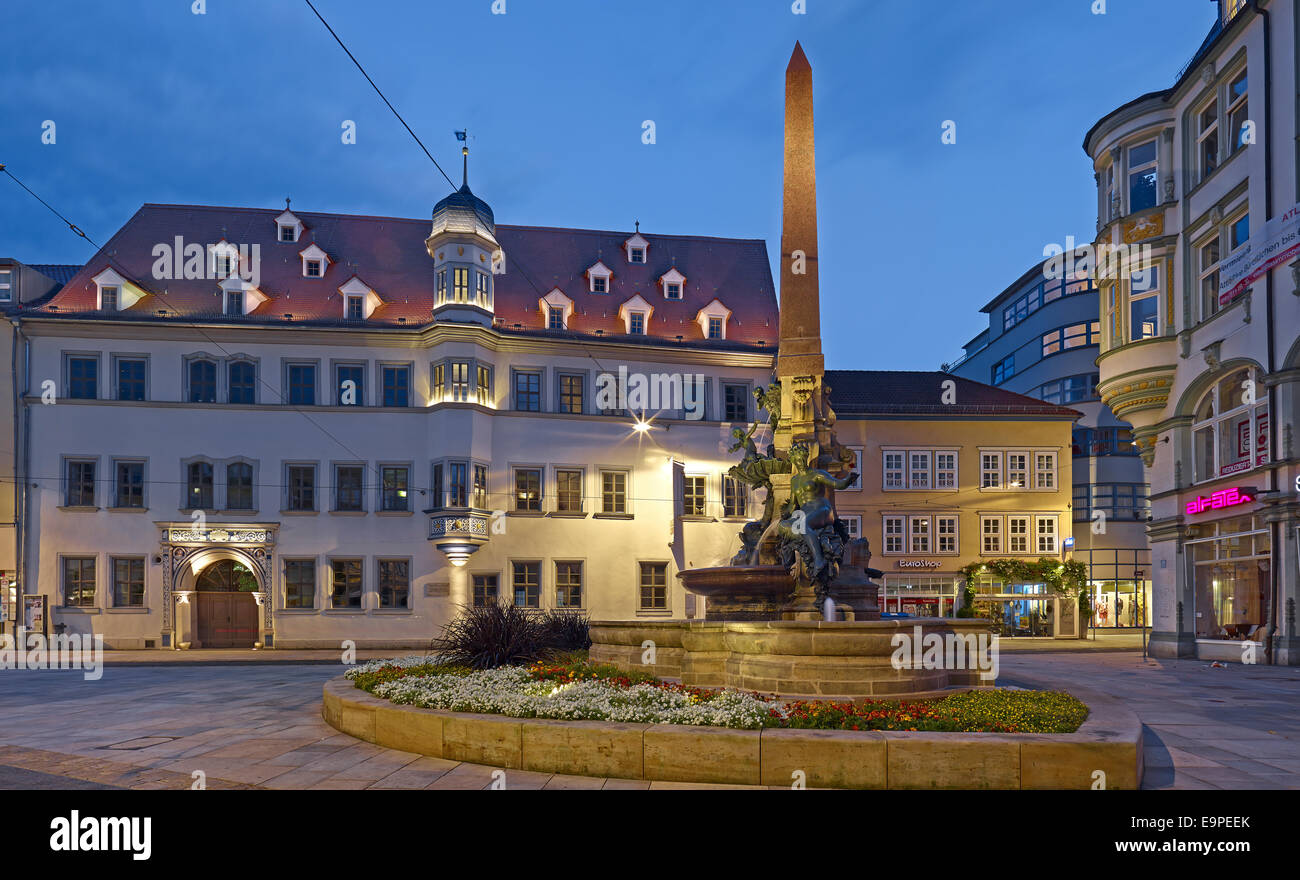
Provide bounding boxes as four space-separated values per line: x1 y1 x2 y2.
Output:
1084 0 1300 663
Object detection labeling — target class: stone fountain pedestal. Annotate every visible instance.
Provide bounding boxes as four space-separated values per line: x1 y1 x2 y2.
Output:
589 617 995 699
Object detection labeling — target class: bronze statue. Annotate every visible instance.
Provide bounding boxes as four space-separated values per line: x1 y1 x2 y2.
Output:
775 441 857 597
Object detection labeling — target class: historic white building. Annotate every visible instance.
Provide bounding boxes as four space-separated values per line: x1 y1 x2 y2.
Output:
1085 0 1300 663
6 165 781 648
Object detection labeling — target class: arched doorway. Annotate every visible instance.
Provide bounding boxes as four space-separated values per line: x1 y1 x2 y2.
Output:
194 559 260 648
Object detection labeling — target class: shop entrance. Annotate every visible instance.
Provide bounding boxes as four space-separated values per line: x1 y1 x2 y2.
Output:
194 560 259 648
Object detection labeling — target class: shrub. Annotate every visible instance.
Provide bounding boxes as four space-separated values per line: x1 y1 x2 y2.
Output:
541 610 592 652
432 604 556 669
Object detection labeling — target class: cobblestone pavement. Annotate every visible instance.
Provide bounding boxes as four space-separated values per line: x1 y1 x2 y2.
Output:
0 653 1295 790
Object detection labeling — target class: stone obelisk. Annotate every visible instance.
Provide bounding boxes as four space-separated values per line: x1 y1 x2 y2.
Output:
774 42 834 474
771 42 840 620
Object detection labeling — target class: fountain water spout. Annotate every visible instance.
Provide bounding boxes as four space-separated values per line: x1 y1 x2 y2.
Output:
822 595 837 622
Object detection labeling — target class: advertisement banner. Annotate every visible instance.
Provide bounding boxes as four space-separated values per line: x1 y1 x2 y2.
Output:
1218 203 1300 305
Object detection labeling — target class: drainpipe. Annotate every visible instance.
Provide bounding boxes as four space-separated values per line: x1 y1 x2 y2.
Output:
13 317 29 640
1250 0 1281 664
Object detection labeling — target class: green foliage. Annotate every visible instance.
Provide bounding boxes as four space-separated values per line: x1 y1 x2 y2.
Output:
958 558 1087 596
352 662 472 692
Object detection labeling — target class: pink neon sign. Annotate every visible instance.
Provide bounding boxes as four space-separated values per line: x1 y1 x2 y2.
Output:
1186 487 1253 516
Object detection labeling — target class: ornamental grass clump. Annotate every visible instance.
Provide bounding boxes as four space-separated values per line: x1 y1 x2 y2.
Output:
427 605 592 669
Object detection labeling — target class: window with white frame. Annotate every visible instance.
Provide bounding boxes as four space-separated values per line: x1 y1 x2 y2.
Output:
1192 367 1269 481
1198 235 1222 320
980 449 1057 490
981 452 1001 488
1034 452 1057 489
883 516 905 554
908 451 930 489
1007 515 1030 554
1006 452 1028 488
1227 69 1248 157
841 514 861 539
909 516 930 553
936 516 958 554
935 452 956 489
1036 516 1058 553
883 448 955 490
981 516 1001 553
884 452 905 489
845 447 863 490
1129 265 1161 341
0 268 11 302
1197 95 1219 180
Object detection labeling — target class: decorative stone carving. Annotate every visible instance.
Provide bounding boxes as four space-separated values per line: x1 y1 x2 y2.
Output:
1163 176 1175 203
1201 62 1216 85
1202 341 1222 370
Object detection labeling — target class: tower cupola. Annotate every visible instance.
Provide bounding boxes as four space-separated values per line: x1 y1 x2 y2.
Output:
425 140 501 326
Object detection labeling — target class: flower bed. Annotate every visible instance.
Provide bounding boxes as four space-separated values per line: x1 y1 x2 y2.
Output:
345 656 1087 733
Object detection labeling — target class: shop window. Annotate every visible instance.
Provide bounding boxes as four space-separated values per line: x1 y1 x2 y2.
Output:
1190 516 1270 641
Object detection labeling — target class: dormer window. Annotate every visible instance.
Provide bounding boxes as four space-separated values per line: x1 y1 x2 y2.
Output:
695 298 732 341
624 232 649 265
659 267 686 300
299 243 330 279
219 276 267 316
338 275 383 321
209 241 241 280
276 209 304 243
586 261 612 294
92 268 144 312
618 294 654 336
539 288 574 330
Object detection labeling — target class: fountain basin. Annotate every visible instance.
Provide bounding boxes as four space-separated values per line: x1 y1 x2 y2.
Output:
677 565 793 620
589 618 998 699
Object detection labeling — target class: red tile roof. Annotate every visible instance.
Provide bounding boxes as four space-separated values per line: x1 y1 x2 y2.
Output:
35 204 778 344
827 370 1082 419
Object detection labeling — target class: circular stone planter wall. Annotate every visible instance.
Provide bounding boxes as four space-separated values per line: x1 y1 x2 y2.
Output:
321 677 1144 789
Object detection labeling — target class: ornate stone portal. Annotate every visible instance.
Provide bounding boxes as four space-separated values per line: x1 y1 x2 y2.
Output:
158 522 277 648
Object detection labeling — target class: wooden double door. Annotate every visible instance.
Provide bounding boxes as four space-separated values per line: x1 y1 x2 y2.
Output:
196 591 259 648
194 559 261 648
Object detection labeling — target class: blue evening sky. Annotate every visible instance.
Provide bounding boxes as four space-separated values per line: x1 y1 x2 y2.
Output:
1 0 1215 370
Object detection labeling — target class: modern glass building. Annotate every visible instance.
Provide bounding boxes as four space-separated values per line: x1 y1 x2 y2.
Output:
946 251 1152 629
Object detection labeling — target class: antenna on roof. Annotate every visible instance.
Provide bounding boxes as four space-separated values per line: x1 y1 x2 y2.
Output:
635 220 640 233
285 197 291 211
